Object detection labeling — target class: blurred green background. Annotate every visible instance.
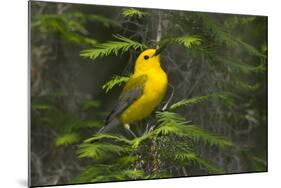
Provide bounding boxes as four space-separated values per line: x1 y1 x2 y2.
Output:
30 1 267 186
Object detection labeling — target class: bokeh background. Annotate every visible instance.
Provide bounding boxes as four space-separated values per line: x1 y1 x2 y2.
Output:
30 1 267 186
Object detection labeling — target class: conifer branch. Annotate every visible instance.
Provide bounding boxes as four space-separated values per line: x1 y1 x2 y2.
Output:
160 35 202 48
122 8 149 18
169 92 235 110
102 75 129 93
80 34 147 60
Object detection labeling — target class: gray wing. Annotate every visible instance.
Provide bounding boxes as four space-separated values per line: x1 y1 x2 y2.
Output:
105 89 143 124
105 75 147 125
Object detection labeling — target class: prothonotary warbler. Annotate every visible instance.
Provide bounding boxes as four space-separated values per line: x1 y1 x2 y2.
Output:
100 48 168 137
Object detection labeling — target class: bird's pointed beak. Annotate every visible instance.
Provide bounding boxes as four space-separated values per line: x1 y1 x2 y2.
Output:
153 46 166 57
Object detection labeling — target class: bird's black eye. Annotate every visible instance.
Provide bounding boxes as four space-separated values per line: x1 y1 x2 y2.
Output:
144 55 149 60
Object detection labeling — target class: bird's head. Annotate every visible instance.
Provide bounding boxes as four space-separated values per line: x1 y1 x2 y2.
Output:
134 48 164 73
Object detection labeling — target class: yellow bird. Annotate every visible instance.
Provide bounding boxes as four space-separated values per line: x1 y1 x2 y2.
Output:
101 48 168 136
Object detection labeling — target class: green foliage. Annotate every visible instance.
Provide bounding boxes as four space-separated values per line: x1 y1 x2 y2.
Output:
161 35 202 48
80 99 100 110
248 156 267 171
32 13 97 45
32 103 53 110
224 16 256 29
32 97 103 149
73 120 102 130
72 165 111 183
31 4 267 184
122 8 149 18
73 165 143 183
74 109 231 182
231 77 260 91
118 169 143 179
169 92 235 110
155 111 232 148
32 12 120 45
170 95 210 110
174 35 202 48
102 75 130 93
77 143 126 159
80 34 147 60
199 14 266 58
215 55 266 74
84 133 131 144
85 14 121 28
55 133 80 146
174 151 223 173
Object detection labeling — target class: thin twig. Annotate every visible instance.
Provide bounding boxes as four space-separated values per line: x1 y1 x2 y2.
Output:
156 11 162 48
162 84 174 111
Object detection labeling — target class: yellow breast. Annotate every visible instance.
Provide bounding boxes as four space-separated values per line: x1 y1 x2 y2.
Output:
119 68 168 124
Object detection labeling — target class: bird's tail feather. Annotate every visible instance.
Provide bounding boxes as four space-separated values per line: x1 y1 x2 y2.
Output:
97 119 119 134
